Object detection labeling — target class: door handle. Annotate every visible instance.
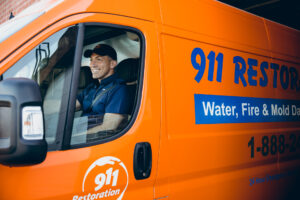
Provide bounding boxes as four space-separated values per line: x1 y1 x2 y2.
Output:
133 142 152 180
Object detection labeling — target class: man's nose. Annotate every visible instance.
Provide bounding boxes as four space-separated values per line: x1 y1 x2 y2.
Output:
90 62 96 68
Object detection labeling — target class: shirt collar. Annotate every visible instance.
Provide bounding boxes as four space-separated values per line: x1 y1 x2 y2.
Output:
99 74 118 86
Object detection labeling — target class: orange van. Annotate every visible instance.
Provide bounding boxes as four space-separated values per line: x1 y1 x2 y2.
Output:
0 0 300 199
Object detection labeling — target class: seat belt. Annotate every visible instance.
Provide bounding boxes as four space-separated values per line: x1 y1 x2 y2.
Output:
87 82 117 112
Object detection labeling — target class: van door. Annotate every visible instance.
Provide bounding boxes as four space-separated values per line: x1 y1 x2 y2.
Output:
0 13 161 200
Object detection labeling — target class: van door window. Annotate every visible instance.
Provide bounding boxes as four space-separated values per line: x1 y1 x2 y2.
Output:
3 26 78 146
71 25 142 145
2 24 143 148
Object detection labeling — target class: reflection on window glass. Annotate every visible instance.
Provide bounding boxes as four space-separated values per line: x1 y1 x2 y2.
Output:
0 12 44 43
71 26 141 145
3 26 78 144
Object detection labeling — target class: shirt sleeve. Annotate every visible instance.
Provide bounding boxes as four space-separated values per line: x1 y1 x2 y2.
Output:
105 85 131 114
77 90 84 105
77 83 92 106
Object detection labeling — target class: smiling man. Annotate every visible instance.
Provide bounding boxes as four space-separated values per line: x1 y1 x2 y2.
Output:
76 44 131 134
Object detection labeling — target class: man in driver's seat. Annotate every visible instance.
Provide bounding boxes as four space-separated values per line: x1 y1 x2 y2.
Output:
76 44 130 134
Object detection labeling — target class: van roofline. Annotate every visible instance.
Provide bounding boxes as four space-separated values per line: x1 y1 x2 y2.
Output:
0 0 161 64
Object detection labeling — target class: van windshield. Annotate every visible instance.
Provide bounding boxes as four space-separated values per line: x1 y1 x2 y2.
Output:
0 12 44 43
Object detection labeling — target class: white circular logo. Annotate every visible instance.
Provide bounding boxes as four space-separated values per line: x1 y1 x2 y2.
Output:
73 156 128 200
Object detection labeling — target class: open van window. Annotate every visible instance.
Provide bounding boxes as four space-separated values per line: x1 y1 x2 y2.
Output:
2 24 142 148
71 25 141 145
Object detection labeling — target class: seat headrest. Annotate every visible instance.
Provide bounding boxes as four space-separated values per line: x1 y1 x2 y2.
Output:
115 58 139 83
79 66 97 88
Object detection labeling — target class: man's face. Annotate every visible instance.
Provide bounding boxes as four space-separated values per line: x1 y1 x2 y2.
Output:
89 53 116 81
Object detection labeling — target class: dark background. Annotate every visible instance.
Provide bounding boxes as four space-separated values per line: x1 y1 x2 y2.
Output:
218 0 300 31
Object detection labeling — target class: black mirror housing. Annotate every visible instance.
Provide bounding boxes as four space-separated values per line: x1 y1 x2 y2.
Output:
0 78 47 166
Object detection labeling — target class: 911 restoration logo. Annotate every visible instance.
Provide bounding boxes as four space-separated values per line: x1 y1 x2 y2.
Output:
73 156 128 200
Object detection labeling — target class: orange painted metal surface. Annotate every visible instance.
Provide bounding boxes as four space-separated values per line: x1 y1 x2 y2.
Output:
0 0 300 199
155 0 300 199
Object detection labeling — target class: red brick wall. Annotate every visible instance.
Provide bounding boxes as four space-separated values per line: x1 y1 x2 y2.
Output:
0 0 41 24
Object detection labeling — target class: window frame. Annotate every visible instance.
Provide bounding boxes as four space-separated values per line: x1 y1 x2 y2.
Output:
2 25 80 151
62 22 146 150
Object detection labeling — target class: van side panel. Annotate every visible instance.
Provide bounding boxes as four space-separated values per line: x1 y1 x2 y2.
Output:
158 0 269 55
156 0 300 199
265 20 300 63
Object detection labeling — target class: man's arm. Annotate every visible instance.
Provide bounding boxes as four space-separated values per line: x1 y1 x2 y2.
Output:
87 113 127 134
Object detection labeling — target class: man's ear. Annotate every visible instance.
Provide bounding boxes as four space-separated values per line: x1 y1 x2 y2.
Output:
110 60 117 69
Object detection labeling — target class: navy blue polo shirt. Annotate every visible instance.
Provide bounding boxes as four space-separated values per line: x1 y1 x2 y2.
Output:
77 74 131 117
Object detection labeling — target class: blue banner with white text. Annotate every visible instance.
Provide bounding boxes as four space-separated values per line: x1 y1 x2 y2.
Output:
194 94 300 124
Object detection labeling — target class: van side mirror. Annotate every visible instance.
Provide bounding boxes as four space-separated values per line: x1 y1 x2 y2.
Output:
0 78 47 166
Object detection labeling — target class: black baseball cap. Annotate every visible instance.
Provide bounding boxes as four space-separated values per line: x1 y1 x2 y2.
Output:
84 44 117 61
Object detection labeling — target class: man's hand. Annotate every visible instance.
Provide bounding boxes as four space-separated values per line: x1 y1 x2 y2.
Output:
75 100 81 111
